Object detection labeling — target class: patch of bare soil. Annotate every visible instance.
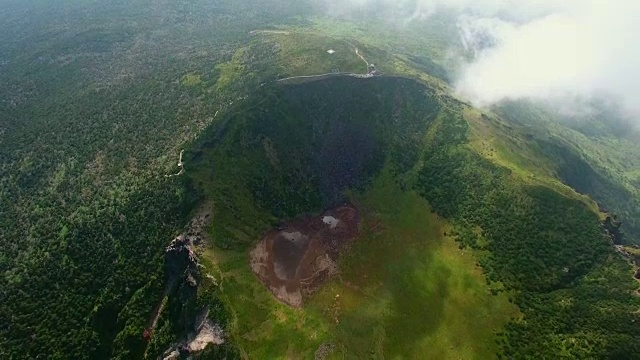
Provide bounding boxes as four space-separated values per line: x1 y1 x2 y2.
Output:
250 204 359 307
314 343 336 360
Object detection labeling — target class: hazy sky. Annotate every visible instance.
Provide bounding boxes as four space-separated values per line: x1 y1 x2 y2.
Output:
323 0 640 117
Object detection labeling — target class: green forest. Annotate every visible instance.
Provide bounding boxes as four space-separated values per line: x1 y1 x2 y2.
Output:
1 0 639 359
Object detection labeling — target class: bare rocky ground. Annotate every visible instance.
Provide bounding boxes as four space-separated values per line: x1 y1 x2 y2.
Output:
614 245 640 296
144 204 229 359
314 343 337 360
162 306 225 360
250 204 360 307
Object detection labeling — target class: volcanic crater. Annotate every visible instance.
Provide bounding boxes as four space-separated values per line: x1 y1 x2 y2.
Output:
250 204 360 307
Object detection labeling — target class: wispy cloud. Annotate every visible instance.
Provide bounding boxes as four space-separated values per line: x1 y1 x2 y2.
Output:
321 0 640 120
455 1 640 117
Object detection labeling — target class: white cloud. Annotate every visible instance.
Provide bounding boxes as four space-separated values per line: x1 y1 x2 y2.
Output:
321 0 640 118
455 1 640 116
456 13 595 104
321 0 579 22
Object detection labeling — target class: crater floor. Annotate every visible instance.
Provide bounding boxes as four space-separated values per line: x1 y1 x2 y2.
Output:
249 204 359 307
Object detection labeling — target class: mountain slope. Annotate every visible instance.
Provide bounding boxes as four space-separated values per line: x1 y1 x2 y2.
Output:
1 1 638 358
187 58 639 357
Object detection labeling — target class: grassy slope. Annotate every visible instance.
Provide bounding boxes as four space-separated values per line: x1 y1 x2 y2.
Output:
186 28 639 359
413 99 640 358
463 107 604 216
200 169 517 359
186 41 519 356
327 170 517 359
272 33 367 76
491 100 640 244
300 15 460 81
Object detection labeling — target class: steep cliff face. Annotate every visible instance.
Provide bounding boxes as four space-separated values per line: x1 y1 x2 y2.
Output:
143 207 237 359
602 215 625 245
165 214 206 291
189 76 441 251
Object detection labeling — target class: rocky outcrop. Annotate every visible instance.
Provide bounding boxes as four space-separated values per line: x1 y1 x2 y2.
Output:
186 306 225 352
602 215 624 245
614 245 640 297
148 206 229 359
165 209 212 288
314 343 336 360
161 306 226 360
614 245 640 266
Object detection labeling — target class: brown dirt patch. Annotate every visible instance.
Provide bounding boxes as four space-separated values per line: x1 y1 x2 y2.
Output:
250 204 359 307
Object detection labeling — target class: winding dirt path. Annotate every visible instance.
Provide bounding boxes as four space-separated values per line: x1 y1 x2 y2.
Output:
142 291 170 358
355 48 370 68
165 150 184 178
276 46 379 84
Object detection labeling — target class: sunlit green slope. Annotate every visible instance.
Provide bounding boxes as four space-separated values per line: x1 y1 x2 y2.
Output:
185 34 639 357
